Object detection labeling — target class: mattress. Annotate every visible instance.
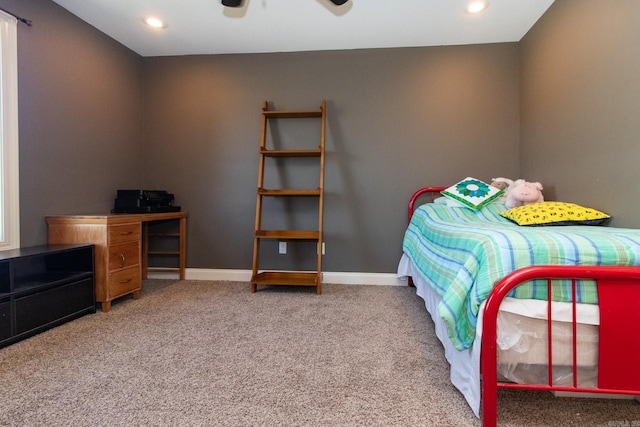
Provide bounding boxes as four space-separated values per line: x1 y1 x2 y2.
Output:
496 300 599 388
497 298 599 365
398 254 601 417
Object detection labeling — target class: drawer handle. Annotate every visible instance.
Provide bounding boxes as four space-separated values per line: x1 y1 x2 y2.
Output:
119 278 132 284
120 231 133 235
119 253 125 268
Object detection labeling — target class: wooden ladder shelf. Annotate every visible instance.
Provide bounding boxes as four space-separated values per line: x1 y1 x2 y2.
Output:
251 100 326 294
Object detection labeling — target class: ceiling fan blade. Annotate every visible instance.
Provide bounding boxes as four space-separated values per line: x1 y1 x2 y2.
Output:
221 0 243 7
222 0 348 7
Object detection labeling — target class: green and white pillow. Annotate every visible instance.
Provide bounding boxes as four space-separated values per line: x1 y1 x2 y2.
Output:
441 177 503 210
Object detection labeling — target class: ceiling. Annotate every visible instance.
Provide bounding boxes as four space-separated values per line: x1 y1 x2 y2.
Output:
50 0 555 57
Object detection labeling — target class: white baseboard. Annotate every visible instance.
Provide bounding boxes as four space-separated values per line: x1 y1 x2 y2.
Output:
147 268 408 286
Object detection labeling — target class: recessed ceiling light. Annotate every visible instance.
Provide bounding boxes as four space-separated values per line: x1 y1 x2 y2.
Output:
143 17 167 29
465 1 489 14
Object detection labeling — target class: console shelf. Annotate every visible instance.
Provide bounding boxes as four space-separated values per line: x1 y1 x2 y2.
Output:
0 244 95 348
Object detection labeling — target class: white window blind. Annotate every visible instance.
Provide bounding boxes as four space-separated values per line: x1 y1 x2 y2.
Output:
0 10 19 250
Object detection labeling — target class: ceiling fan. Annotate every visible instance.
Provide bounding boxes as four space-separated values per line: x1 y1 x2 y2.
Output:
222 0 348 6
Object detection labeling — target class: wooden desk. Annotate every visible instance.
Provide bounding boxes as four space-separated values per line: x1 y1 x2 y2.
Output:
46 211 187 312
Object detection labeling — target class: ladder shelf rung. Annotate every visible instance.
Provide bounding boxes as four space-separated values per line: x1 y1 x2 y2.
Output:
258 188 321 196
260 149 321 158
263 110 323 119
251 271 319 286
255 230 319 239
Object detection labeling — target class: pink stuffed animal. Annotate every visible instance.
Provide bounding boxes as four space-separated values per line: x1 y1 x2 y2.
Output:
505 179 544 208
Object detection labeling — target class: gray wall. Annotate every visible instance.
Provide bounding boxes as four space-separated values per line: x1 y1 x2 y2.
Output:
5 0 145 244
520 0 640 227
20 0 638 274
142 46 520 272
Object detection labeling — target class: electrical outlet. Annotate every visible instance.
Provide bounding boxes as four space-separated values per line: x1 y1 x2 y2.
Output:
318 242 325 255
279 241 287 254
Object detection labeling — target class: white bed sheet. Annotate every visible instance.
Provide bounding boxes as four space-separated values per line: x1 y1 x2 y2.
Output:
398 254 483 417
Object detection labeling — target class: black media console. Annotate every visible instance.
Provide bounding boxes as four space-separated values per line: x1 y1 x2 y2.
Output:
0 244 95 348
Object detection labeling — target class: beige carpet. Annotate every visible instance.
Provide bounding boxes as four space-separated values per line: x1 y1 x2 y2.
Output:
0 280 638 426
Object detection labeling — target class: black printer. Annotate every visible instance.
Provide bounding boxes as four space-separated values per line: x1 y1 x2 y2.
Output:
112 190 181 214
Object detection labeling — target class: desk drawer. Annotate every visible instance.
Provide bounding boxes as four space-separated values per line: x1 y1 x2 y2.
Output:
108 267 141 297
108 241 140 271
108 223 141 244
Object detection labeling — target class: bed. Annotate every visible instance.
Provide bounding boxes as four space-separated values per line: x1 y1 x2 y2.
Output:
397 186 640 426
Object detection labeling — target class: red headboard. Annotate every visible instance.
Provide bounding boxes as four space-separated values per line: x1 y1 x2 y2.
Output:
407 186 447 224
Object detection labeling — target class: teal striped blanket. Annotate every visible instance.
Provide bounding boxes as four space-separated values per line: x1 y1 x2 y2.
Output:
402 202 640 350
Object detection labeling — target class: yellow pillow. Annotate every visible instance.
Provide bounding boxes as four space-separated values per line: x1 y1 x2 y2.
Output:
500 201 610 226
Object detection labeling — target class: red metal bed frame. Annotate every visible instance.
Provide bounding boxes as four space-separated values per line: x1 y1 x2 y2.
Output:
406 187 640 426
406 187 447 288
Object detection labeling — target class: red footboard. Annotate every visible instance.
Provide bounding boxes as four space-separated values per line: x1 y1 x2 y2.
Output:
481 265 640 427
